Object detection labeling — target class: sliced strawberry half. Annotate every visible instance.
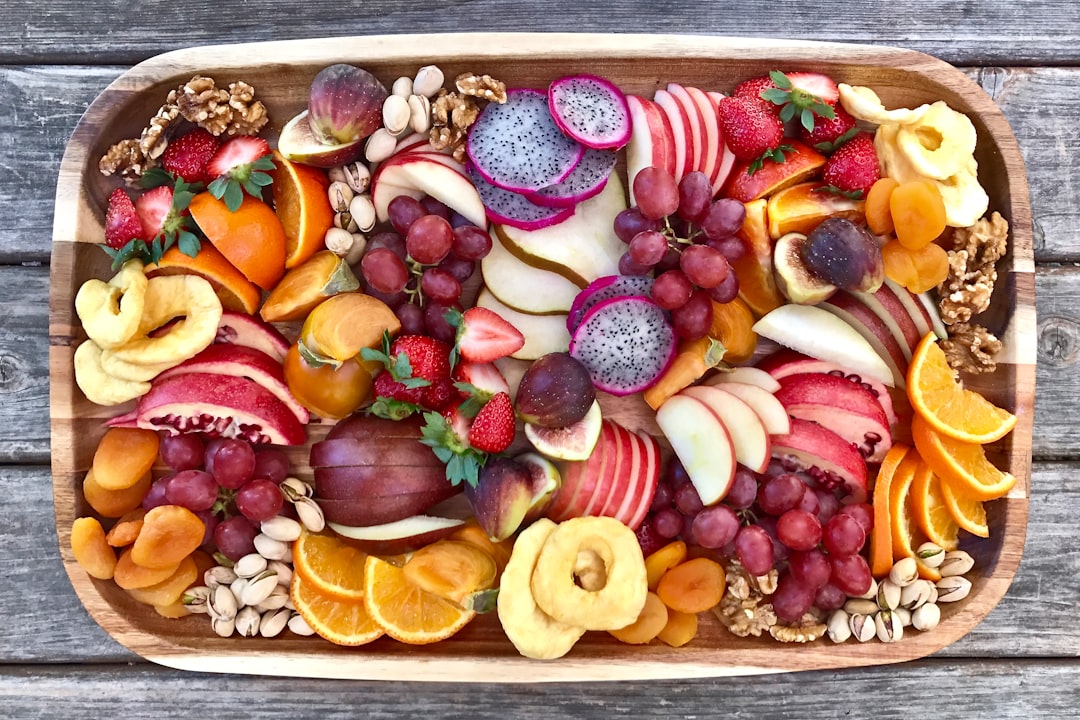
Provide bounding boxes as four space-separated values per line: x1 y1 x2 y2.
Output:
206 136 274 211
104 188 144 249
162 128 221 183
759 70 839 133
450 307 525 364
134 186 176 240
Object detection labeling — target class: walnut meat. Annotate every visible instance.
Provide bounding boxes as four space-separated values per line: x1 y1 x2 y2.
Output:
456 72 507 103
941 322 1002 374
938 211 1009 326
713 560 778 638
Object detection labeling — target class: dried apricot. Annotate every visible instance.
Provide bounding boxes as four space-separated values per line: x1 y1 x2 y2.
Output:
114 548 178 589
70 517 117 580
105 508 146 547
127 554 199 606
655 557 726 614
891 180 947 249
881 239 919 290
645 541 688 590
190 549 216 580
91 427 159 491
657 608 698 647
130 505 205 569
864 177 899 236
608 591 669 644
907 242 950 293
83 467 151 518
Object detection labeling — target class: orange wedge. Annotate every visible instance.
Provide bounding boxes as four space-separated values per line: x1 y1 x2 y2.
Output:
887 450 942 582
940 477 990 538
731 198 783 317
290 573 383 646
188 192 287 290
363 555 476 645
911 465 960 550
907 333 1017 443
911 413 1017 501
270 151 334 269
149 243 262 315
870 444 909 577
292 529 368 601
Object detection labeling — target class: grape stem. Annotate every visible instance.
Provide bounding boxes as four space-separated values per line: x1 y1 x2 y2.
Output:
661 216 703 250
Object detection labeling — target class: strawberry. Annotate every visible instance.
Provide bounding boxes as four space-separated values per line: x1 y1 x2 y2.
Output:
423 377 459 412
205 136 274 212
104 188 143 249
468 392 516 453
758 70 839 133
799 104 858 151
716 95 785 162
821 132 881 196
784 72 840 105
392 335 452 385
162 128 220 183
733 75 779 108
420 402 485 487
363 332 453 417
449 308 525 365
452 361 511 403
134 186 176 240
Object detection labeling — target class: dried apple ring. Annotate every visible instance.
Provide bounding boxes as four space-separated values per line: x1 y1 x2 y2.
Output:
75 260 147 350
496 519 585 660
895 102 977 181
99 348 176 382
838 83 930 126
107 274 222 367
531 516 648 631
74 340 150 406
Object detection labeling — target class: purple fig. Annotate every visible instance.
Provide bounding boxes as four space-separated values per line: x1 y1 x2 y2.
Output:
308 64 388 145
465 457 535 541
517 452 562 523
801 218 884 293
515 352 596 427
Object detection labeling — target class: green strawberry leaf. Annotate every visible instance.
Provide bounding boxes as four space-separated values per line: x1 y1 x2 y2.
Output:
813 185 865 201
139 167 174 189
176 230 201 258
813 127 860 155
368 397 421 420
768 70 792 90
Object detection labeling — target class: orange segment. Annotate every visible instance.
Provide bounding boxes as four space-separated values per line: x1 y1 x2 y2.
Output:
149 243 262 315
363 555 476 644
292 529 368 601
188 192 287 290
731 198 783 317
270 151 334 269
908 333 1017 443
940 477 990 538
290 573 383 646
911 413 1017 501
870 444 909 577
887 450 941 582
911 464 960 550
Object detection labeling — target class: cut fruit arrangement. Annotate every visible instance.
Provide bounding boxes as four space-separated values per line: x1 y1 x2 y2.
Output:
67 57 1019 658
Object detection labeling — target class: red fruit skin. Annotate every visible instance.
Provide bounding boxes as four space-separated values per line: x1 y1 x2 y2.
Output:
134 185 174 240
391 335 452 383
468 392 515 453
104 188 144 248
205 136 271 179
821 133 881 195
372 370 425 406
162 128 221 183
452 361 510 399
785 72 840 104
733 75 777 104
423 377 459 411
458 307 526 363
799 104 857 149
716 96 784 161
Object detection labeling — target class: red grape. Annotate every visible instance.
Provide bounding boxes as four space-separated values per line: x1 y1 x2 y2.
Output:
635 520 666 558
420 267 462 305
420 196 451 220
164 469 219 511
757 473 807 516
159 433 205 471
701 198 747 240
814 582 847 612
829 553 873 596
451 225 492 260
757 515 789 563
387 196 427 235
671 289 713 340
676 171 712 222
141 479 170 511
650 482 674 512
652 269 694 310
367 231 407 259
236 478 284 523
772 573 815 623
633 166 680 220
613 208 661 244
734 525 774 576
206 438 255 490
361 248 409 294
822 513 866 557
816 489 841 523
618 252 653 276
252 448 289 485
681 514 697 545
437 254 476 283
797 488 820 516
668 460 690 487
194 509 220 548
214 516 259 562
725 468 759 509
628 230 669 266
705 270 740 304
776 509 822 551
653 507 683 539
788 549 832 589
680 244 730 289
837 502 875 535
363 283 408 309
706 235 748 263
691 505 740 549
424 302 460 345
656 247 682 273
673 481 704 516
405 214 453 264
395 301 426 335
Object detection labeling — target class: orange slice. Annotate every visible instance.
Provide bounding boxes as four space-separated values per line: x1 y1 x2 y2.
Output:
887 450 942 582
149 243 262 315
270 150 334 269
290 573 383 646
870 444 909 577
188 191 287 290
731 198 783 317
907 333 1017 443
363 555 476 645
292 529 368 601
911 464 960 550
911 413 1017 501
940 477 990 538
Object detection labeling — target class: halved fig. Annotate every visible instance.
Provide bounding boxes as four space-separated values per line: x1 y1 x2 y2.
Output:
215 311 290 363
523 400 603 461
773 231 836 305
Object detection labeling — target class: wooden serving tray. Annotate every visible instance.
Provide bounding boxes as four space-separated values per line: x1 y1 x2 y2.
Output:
49 33 1035 681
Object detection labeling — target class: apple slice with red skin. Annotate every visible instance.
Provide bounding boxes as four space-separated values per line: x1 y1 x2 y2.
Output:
596 422 641 518
545 422 611 521
327 414 425 441
705 91 737 196
682 85 721 184
625 431 661 530
310 437 443 469
708 381 791 436
371 180 425 226
666 84 706 180
680 385 771 473
703 366 781 393
374 157 486 227
882 278 947 341
818 291 910 388
770 418 868 504
378 150 467 178
154 343 309 424
564 421 617 519
774 373 893 462
328 515 464 555
626 95 677 204
655 394 736 505
215 311 290 363
653 89 692 181
581 422 626 517
849 285 922 359
314 463 455 500
606 428 644 522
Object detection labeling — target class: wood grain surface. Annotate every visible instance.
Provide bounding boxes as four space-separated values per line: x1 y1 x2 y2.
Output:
0 1 1075 715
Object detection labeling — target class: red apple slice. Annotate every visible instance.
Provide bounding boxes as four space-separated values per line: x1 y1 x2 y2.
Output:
626 431 661 530
706 91 737 195
599 422 641 518
653 89 692 181
327 414 425 441
377 157 486 227
626 95 677 203
680 385 771 473
666 84 706 179
711 381 791 436
310 437 443 469
577 421 620 517
818 292 909 388
391 132 432 155
774 373 893 462
684 86 721 184
547 422 611 521
703 366 781 393
655 394 736 505
770 418 868 504
372 179 424 225
318 491 455 527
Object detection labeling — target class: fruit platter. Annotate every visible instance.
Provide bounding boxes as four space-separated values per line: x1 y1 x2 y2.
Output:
49 34 1034 680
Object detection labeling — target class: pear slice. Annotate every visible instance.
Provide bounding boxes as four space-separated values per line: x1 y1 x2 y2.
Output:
475 290 570 361
481 229 581 315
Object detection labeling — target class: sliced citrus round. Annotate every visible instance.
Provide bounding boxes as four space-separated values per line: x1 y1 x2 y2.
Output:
870 444 909 577
363 554 477 645
290 572 383 646
149 243 262 314
908 333 1017 443
292 529 368 601
910 461 960 551
940 476 990 538
887 450 942 582
271 150 334 269
188 191 287 290
911 412 1017 501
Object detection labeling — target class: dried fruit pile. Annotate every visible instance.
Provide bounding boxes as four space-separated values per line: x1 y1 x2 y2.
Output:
69 59 1017 658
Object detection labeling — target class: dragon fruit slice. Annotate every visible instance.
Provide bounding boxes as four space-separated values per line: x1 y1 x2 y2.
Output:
567 275 655 333
468 166 575 230
548 74 632 150
107 372 307 445
466 88 584 193
524 148 617 208
569 295 676 396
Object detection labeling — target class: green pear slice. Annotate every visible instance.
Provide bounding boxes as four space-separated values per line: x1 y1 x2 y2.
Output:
475 289 570 361
495 173 626 288
481 229 581 315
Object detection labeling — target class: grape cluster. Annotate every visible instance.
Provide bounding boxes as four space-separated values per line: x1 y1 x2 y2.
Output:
639 459 874 624
144 433 293 561
359 196 493 344
615 167 748 340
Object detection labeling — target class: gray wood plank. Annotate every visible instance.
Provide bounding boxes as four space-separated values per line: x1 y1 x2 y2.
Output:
2 1 1079 66
7 460 1076 664
0 659 1077 718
